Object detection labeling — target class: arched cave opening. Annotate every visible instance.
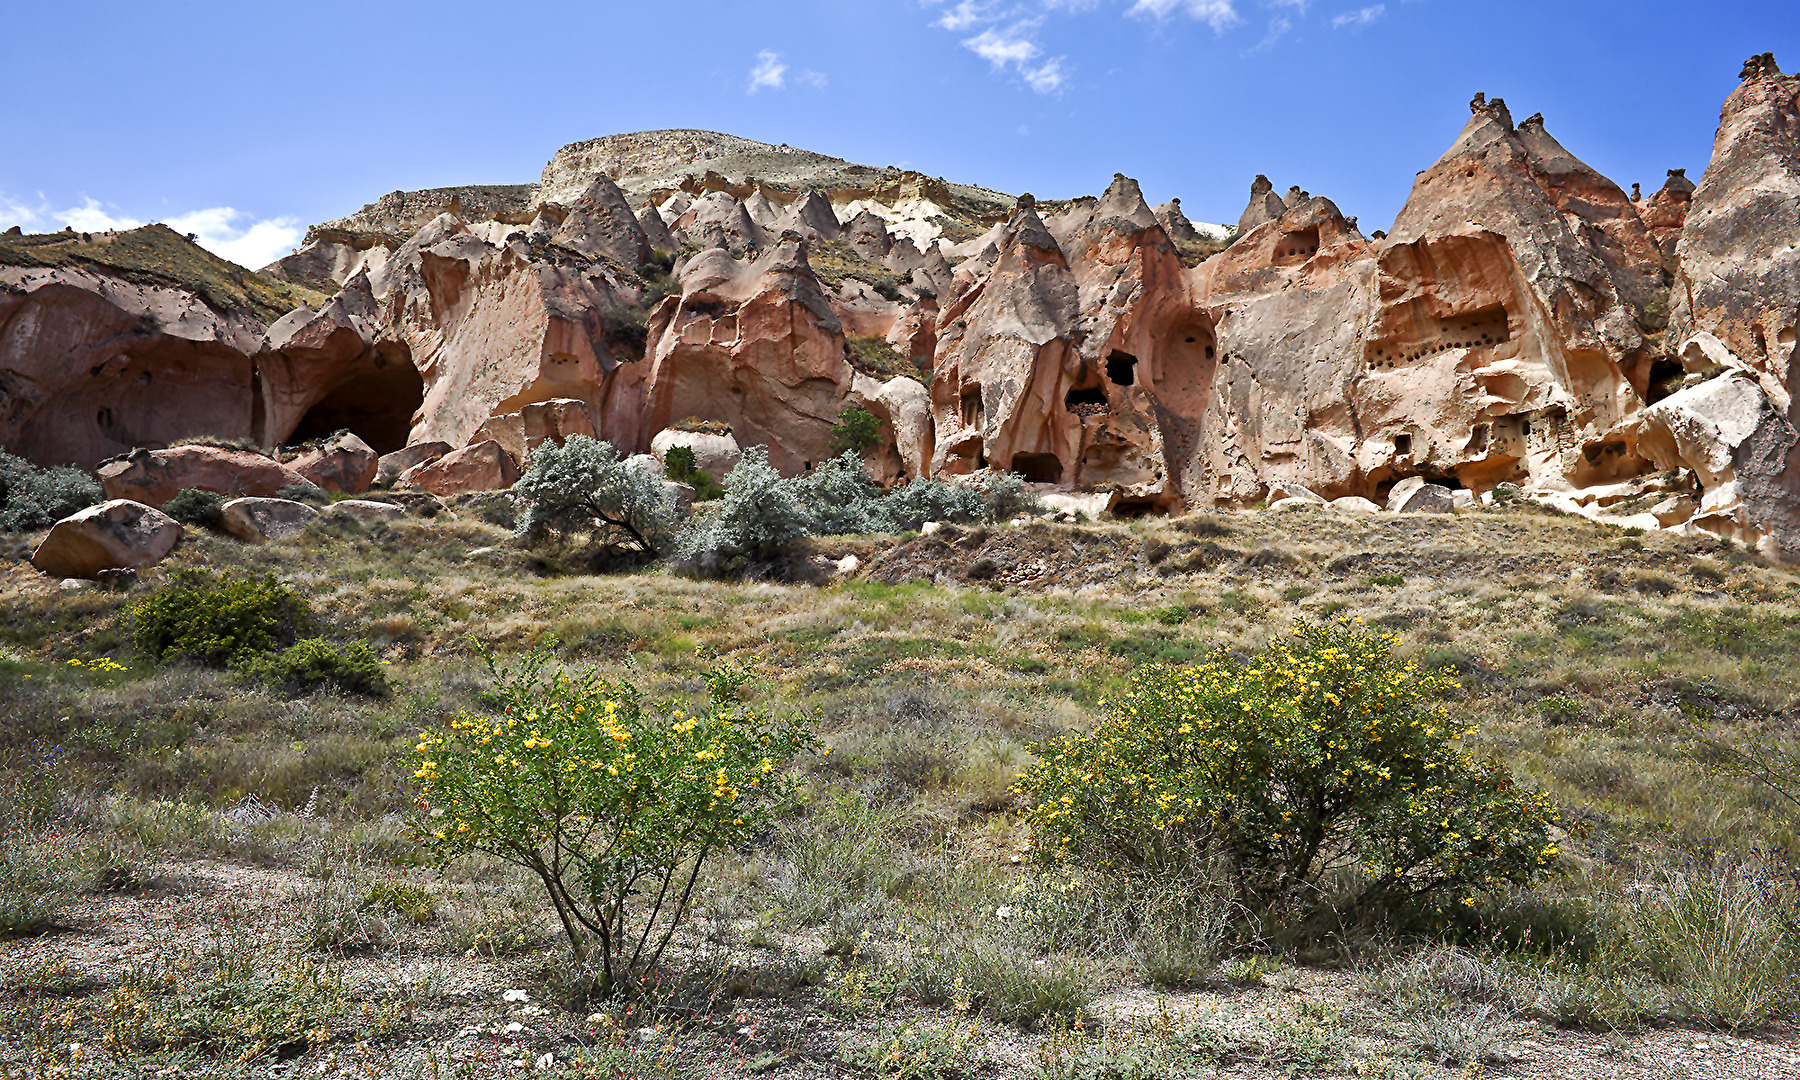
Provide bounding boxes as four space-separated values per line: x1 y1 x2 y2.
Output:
1111 499 1163 519
1011 452 1064 484
1105 350 1138 387
1645 359 1685 404
288 352 424 454
1065 384 1107 412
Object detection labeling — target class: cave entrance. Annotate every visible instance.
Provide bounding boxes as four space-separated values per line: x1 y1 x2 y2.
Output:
1065 384 1107 414
288 351 424 454
1011 452 1064 484
1645 359 1685 404
960 386 982 429
1273 226 1320 264
1106 350 1138 386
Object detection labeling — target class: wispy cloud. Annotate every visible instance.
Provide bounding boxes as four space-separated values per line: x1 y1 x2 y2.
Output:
747 50 787 92
1330 3 1384 28
961 19 1068 93
1127 0 1241 31
0 193 301 269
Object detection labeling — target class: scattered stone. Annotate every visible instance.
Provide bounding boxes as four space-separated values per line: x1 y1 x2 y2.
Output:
1267 481 1326 504
325 499 406 524
1386 477 1455 514
31 500 182 579
400 440 520 495
378 442 454 483
97 446 307 507
219 497 320 543
1329 496 1381 514
290 431 378 494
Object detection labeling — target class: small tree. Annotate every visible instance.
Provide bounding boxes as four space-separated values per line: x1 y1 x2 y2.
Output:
516 436 675 557
413 646 814 997
0 452 103 532
1018 622 1561 923
662 445 723 501
675 445 813 569
797 450 882 534
828 406 882 455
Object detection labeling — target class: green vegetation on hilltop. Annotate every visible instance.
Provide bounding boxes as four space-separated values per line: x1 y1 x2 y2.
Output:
0 224 333 323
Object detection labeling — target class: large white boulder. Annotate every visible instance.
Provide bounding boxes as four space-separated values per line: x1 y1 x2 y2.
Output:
650 429 741 484
1386 476 1455 513
221 498 320 543
31 500 181 579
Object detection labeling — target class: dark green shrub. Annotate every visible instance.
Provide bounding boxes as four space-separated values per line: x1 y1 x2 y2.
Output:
0 451 103 532
828 406 882 454
238 638 387 696
132 571 314 666
161 488 224 529
663 446 724 501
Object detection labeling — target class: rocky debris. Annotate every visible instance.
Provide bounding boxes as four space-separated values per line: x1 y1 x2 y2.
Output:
1386 477 1455 513
1667 54 1800 415
289 430 378 494
1330 496 1382 514
220 497 321 543
97 446 309 507
324 499 407 524
30 500 181 579
650 428 742 483
1268 482 1326 505
378 442 453 483
399 439 520 495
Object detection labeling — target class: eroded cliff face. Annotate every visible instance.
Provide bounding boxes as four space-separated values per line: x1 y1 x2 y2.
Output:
8 62 1800 555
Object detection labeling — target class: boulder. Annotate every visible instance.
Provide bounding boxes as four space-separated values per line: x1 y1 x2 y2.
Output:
1267 481 1326 504
378 441 454 483
399 440 520 495
1330 496 1382 514
325 499 407 524
1452 488 1477 510
1387 477 1455 513
97 446 308 507
1623 371 1770 487
521 398 597 453
650 429 742 483
290 431 378 494
30 500 182 579
220 497 320 543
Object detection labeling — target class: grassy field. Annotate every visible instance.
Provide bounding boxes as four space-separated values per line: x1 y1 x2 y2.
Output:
2 499 1798 1077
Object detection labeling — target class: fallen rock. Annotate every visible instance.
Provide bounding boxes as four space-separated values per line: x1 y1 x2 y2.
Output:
650 429 742 483
220 498 320 543
1650 495 1698 526
325 499 407 524
30 500 182 579
379 441 454 483
1452 488 1477 510
1268 482 1326 504
1387 477 1455 513
290 431 378 494
399 440 520 495
97 446 308 507
1330 496 1382 514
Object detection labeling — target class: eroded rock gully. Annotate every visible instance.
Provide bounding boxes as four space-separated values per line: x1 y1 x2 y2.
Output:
3 57 1798 555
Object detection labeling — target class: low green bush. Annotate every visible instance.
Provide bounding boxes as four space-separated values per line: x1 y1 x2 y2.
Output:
132 571 315 667
662 445 724 501
236 638 388 697
0 451 102 532
160 487 224 529
275 482 328 506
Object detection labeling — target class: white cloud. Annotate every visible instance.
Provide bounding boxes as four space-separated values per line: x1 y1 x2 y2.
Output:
797 69 830 89
959 19 1069 94
0 194 299 269
748 50 787 93
935 0 996 31
1331 3 1384 28
164 207 303 269
1127 0 1241 31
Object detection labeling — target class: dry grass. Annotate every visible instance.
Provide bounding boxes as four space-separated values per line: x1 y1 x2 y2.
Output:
3 497 1800 1074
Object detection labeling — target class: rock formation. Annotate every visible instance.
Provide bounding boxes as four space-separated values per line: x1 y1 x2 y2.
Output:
7 67 1800 553
30 499 182 579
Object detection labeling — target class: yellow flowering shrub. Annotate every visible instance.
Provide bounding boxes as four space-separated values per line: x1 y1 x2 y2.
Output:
413 645 813 996
1017 621 1561 920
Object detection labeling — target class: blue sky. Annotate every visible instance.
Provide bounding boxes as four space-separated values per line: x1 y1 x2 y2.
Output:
3 1 1792 269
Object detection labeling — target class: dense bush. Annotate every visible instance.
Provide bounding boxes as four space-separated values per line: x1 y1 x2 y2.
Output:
132 571 314 666
662 445 723 501
160 487 224 529
1018 622 1562 924
236 638 388 697
515 435 676 556
414 646 814 996
797 451 884 534
0 451 103 532
676 445 813 570
828 406 882 454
